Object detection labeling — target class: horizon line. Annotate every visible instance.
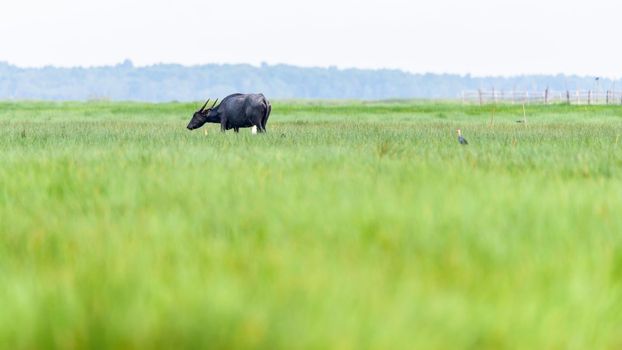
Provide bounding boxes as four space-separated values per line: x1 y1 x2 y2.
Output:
0 59 616 80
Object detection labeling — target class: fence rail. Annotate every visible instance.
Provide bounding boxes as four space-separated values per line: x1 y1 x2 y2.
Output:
462 90 622 105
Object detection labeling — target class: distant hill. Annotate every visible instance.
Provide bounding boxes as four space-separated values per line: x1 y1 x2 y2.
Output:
0 60 616 101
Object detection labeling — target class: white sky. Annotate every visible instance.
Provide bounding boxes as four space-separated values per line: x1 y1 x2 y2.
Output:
0 0 620 77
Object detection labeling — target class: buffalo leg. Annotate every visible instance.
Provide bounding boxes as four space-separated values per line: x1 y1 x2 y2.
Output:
234 127 239 133
252 117 265 133
220 120 227 132
253 124 265 133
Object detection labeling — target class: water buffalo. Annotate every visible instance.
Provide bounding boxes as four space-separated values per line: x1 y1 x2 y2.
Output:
186 93 271 133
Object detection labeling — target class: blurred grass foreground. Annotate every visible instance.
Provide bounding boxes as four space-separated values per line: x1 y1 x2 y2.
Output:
1 100 622 348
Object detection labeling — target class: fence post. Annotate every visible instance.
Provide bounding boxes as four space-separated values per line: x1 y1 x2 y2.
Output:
478 89 483 106
606 90 610 105
588 90 592 105
544 87 549 104
566 91 570 104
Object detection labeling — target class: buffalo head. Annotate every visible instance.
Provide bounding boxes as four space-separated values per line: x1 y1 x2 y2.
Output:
187 98 218 130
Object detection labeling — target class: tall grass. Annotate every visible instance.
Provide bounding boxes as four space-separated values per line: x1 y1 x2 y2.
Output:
1 101 622 348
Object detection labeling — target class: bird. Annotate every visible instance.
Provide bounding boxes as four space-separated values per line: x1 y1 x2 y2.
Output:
456 129 468 145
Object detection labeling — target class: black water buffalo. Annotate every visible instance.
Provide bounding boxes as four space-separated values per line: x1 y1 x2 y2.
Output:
186 93 271 133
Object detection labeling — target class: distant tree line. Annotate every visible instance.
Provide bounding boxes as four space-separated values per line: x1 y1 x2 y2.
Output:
0 60 616 101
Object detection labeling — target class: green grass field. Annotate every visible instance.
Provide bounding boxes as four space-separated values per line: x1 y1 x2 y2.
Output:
1 100 622 349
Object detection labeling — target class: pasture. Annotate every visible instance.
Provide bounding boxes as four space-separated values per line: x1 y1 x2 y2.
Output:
1 101 622 349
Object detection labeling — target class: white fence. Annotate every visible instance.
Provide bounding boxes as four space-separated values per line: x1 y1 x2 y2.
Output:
462 89 622 105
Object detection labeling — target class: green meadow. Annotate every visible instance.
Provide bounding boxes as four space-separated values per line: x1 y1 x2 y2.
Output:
1 101 622 349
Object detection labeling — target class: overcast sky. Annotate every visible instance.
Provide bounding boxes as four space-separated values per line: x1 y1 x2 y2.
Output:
0 0 619 77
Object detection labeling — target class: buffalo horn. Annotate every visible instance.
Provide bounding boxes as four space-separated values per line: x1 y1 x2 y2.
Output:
199 98 210 112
